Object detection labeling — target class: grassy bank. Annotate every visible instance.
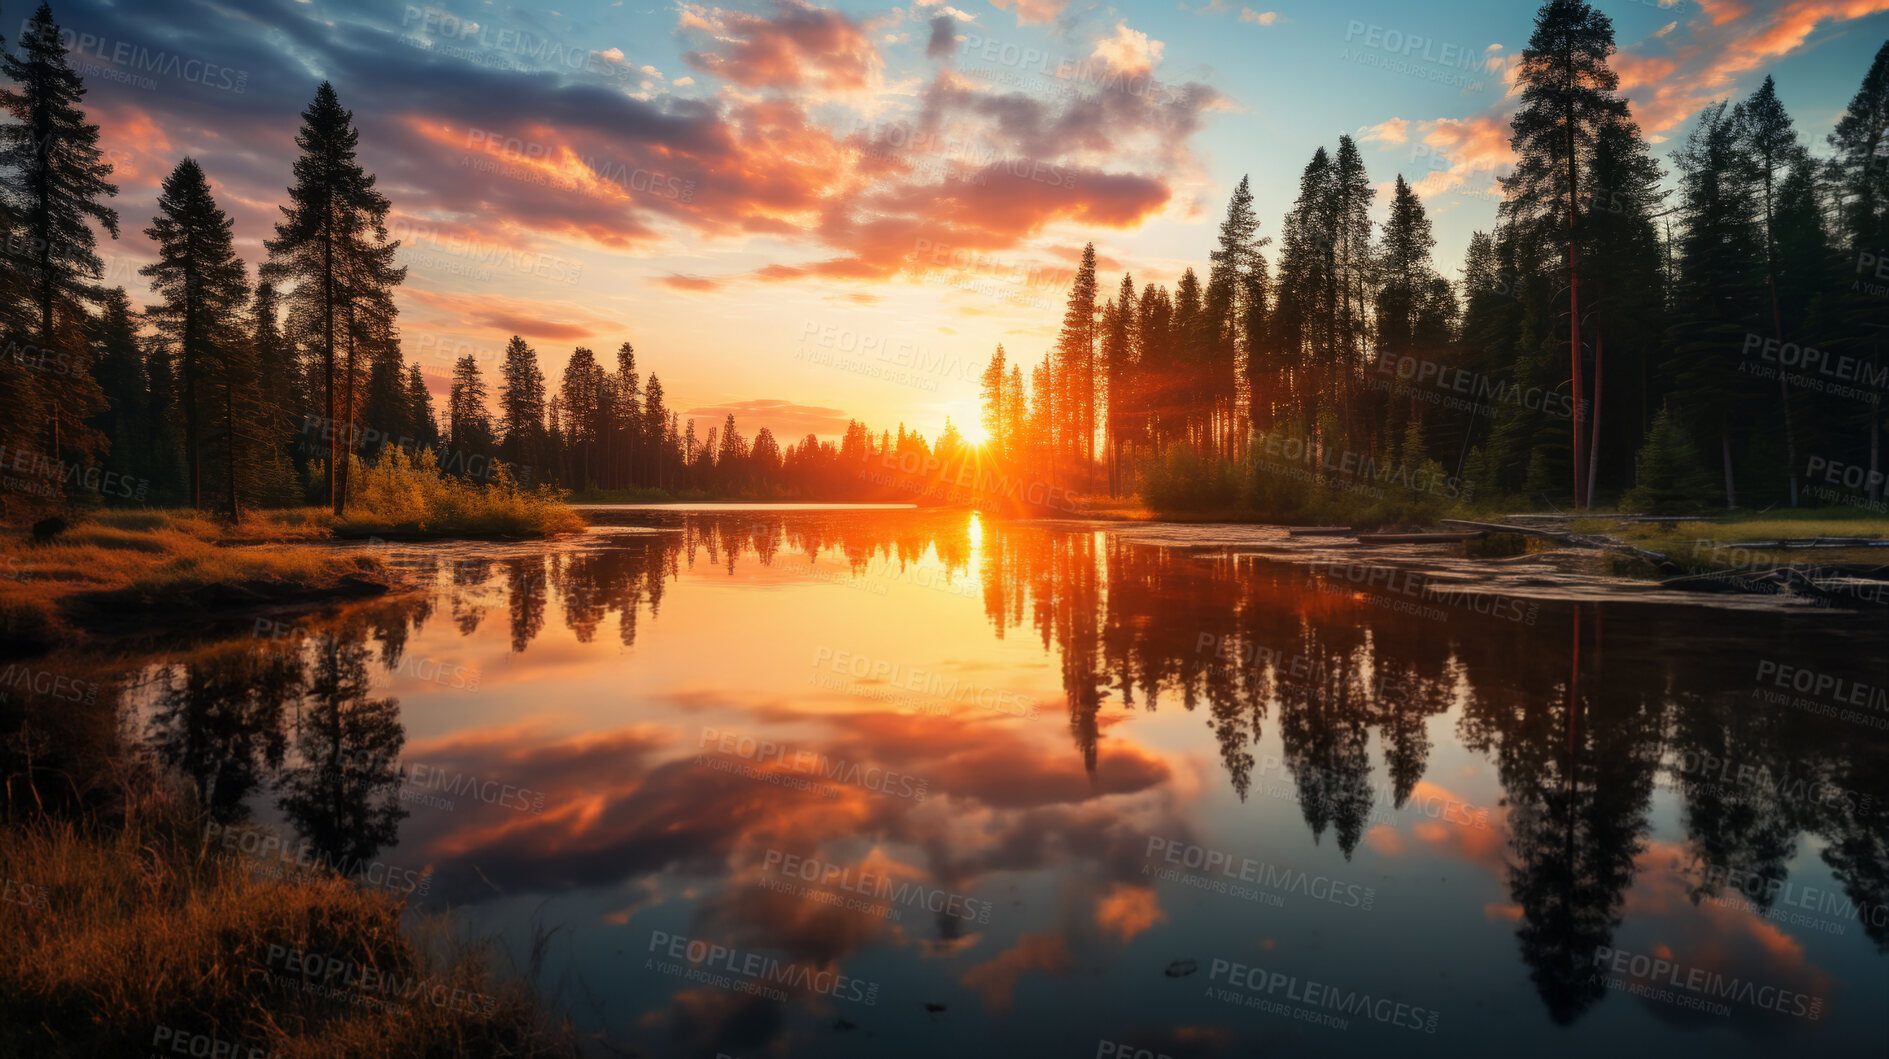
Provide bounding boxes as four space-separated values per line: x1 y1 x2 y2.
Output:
1569 508 1889 573
0 509 388 654
0 798 575 1058
4 455 586 651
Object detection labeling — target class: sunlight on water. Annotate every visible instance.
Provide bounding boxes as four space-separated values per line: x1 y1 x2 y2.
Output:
113 511 1888 1058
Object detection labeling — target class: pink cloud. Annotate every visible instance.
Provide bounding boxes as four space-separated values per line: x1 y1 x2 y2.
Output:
988 0 1070 26
1615 0 1889 136
1368 0 1886 197
679 0 883 92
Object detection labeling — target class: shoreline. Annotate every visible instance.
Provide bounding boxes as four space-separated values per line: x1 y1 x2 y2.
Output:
1 505 580 658
7 504 1885 659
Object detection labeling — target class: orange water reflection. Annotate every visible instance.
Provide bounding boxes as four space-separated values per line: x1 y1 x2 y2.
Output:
96 510 1887 1056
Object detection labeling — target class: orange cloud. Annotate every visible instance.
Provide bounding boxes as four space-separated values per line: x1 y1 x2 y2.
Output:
1370 0 1885 198
989 0 1070 25
659 273 725 292
1095 882 1166 941
960 933 1073 1011
1616 0 1889 136
1391 113 1516 198
680 1 883 92
402 288 620 342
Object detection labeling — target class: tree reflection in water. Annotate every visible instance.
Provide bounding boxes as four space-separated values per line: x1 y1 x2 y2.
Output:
127 511 1888 1035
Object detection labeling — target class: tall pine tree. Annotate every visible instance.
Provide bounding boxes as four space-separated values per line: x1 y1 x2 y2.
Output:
263 82 401 514
141 158 249 514
0 2 117 479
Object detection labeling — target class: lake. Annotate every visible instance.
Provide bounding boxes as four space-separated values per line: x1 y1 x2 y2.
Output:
108 508 1889 1057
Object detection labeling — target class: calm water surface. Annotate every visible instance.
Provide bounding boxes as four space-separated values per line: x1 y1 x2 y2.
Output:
121 509 1889 1058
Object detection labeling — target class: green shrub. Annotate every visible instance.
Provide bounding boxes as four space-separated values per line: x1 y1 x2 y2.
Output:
1139 444 1242 512
1622 404 1716 515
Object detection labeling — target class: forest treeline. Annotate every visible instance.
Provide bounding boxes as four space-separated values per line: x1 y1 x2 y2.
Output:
0 0 1884 523
0 2 979 522
980 2 1889 516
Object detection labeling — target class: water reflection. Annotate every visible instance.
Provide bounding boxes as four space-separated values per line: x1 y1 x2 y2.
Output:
106 511 1886 1055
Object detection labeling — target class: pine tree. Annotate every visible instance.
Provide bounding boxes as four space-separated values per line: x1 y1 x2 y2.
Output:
751 427 781 485
498 335 547 473
89 287 142 462
1275 148 1337 435
559 346 605 488
1575 115 1664 501
1329 135 1376 412
0 3 118 473
1055 243 1099 488
979 344 1007 458
262 82 401 515
404 364 439 452
1737 76 1810 505
1171 267 1204 450
1100 274 1137 495
1002 364 1026 465
142 158 249 513
1825 41 1889 504
1622 404 1713 514
1375 176 1436 364
1240 251 1274 436
1501 0 1633 508
642 374 667 489
144 337 189 503
358 351 409 456
1204 176 1267 457
1666 101 1764 508
1830 40 1889 256
609 342 642 489
213 319 264 521
248 280 300 498
447 354 494 464
1029 356 1055 479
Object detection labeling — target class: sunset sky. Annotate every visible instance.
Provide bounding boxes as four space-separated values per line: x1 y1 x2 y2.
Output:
48 0 1889 444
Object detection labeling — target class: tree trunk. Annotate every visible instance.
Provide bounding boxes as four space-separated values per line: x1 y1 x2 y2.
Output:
1869 396 1882 505
1565 41 1585 512
185 346 200 510
325 237 339 516
1766 221 1798 507
1586 329 1603 509
225 382 240 522
1871 343 1883 505
339 318 356 514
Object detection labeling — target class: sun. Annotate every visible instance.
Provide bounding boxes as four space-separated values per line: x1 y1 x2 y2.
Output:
946 403 988 447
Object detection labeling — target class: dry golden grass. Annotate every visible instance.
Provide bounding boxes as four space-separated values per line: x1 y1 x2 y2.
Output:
332 451 584 539
0 797 575 1058
1570 509 1889 572
1 459 585 651
0 509 383 653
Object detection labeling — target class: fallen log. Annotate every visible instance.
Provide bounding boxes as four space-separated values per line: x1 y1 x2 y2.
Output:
1440 519 1578 543
1353 531 1486 545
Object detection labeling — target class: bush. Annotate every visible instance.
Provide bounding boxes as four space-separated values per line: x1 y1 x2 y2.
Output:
332 450 583 539
1138 444 1243 512
1140 431 1471 529
1622 404 1716 515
